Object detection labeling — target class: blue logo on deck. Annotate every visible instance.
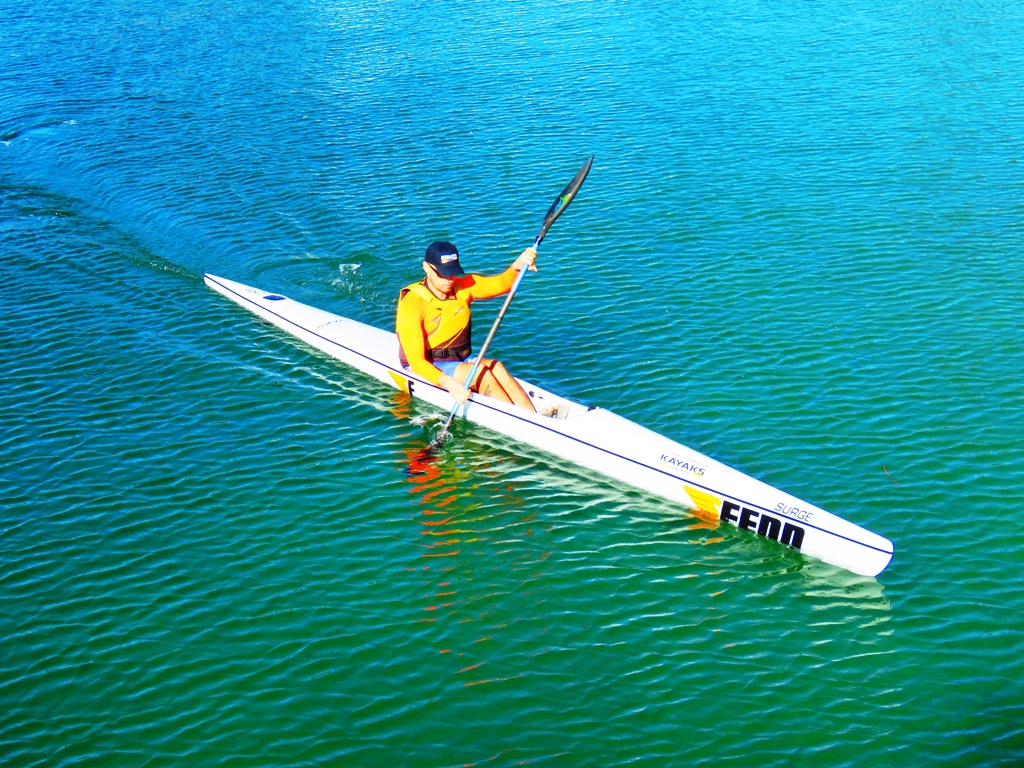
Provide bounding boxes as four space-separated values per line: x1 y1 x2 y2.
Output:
263 294 285 301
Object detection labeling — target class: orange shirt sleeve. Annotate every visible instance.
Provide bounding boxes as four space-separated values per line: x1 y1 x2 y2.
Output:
462 266 518 301
396 291 444 386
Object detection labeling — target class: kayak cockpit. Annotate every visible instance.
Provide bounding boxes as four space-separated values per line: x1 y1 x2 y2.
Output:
516 378 592 420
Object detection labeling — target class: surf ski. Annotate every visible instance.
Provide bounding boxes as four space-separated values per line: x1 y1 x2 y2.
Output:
204 273 894 577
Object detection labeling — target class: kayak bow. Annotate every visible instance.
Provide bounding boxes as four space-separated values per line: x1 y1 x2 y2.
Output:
204 273 894 577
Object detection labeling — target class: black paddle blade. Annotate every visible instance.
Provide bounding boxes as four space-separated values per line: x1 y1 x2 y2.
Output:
424 411 457 453
536 154 594 246
427 429 450 452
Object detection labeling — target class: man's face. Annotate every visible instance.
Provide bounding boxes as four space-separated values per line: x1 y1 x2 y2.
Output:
424 262 456 294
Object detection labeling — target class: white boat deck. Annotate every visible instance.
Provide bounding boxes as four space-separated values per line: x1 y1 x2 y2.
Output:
204 273 894 577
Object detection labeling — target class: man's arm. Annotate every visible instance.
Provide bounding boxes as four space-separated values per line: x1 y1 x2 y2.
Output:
396 295 472 403
396 296 443 386
466 247 537 300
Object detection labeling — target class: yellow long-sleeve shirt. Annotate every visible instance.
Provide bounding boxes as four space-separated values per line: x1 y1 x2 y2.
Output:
396 267 518 385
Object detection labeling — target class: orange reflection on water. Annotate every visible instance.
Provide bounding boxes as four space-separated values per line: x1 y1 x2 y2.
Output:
402 444 463 560
685 520 719 531
397 429 549 689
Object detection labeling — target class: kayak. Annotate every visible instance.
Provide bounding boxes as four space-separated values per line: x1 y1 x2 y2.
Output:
204 273 894 577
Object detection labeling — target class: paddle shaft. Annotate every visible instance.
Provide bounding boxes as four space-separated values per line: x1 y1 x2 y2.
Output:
435 234 539 438
429 155 593 448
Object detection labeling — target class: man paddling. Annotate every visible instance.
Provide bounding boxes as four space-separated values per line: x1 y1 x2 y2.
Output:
396 241 538 412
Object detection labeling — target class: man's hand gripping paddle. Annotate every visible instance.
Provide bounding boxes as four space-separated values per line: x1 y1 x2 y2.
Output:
428 155 594 450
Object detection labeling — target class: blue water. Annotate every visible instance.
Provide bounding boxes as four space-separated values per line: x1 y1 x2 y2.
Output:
3 0 1024 765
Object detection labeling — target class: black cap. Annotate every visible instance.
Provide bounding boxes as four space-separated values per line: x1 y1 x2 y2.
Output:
424 241 465 278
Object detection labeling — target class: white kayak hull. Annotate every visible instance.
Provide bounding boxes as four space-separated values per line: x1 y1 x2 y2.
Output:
204 273 894 577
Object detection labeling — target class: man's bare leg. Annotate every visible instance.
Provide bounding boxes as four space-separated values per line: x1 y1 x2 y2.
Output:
452 361 510 403
452 359 537 413
484 361 536 412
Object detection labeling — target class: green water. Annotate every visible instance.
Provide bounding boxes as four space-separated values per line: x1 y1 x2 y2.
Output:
3 0 1024 765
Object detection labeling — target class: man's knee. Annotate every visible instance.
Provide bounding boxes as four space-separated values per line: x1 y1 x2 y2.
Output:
475 364 498 386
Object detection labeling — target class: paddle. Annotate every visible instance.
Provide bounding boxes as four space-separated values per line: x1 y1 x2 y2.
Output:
429 154 594 450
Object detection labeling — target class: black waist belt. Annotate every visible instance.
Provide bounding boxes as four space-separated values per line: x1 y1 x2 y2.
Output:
431 347 470 362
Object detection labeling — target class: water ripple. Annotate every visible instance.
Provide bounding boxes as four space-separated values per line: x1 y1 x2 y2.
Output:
5 0 1024 764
